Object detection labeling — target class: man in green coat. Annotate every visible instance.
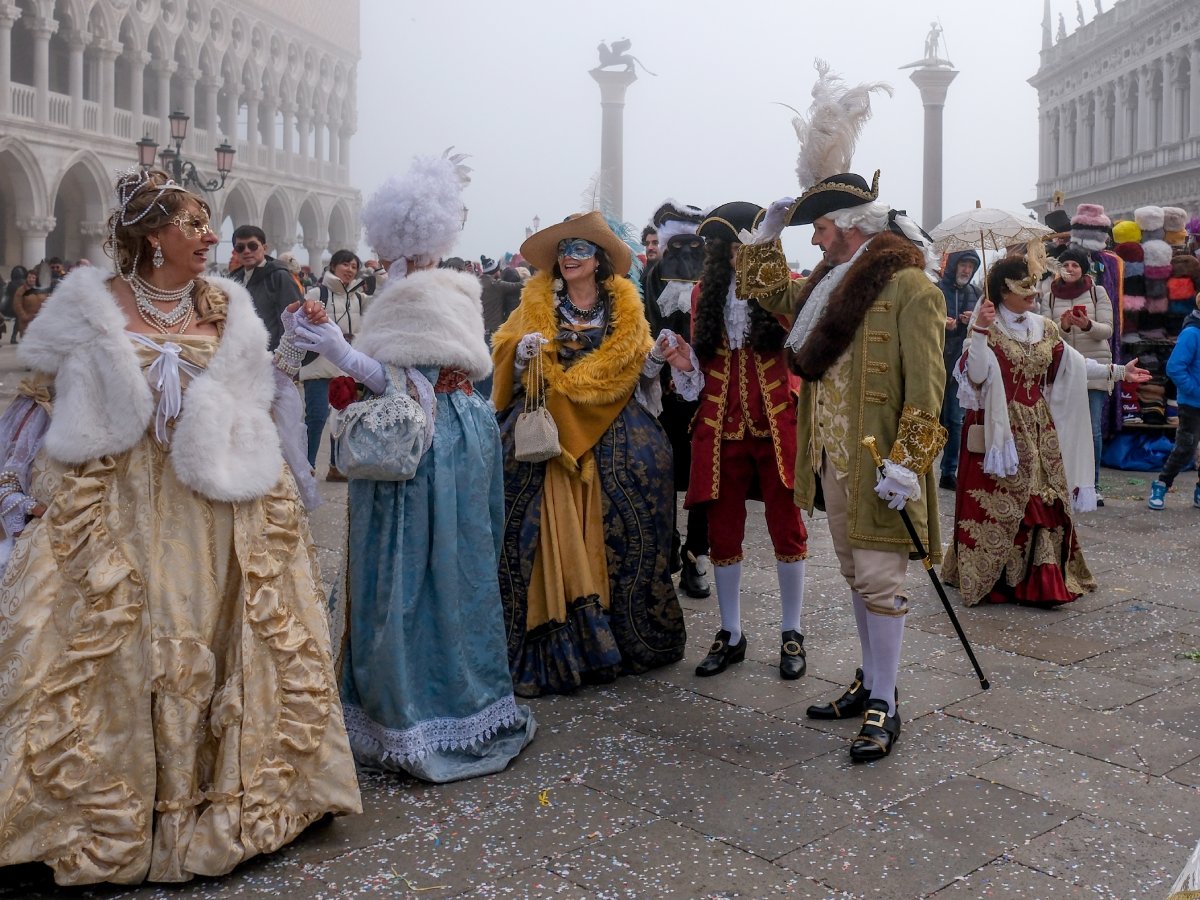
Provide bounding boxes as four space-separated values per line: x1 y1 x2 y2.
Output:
735 170 946 762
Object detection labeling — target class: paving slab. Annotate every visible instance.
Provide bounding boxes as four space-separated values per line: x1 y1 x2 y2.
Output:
1009 814 1189 899
975 745 1200 844
925 858 1093 897
776 776 1074 898
945 684 1200 775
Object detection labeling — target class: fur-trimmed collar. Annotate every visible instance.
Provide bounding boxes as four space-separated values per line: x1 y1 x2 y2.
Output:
792 231 925 380
19 266 283 501
498 272 651 406
354 268 492 380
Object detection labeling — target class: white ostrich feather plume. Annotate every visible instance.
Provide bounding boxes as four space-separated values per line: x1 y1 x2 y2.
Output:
790 59 892 190
362 148 471 263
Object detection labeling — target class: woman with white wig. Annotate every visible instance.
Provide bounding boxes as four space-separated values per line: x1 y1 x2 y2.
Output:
287 151 536 782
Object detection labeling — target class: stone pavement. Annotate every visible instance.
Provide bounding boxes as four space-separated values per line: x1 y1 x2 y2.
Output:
0 339 1197 898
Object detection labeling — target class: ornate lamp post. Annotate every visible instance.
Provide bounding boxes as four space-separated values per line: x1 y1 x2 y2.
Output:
135 110 235 192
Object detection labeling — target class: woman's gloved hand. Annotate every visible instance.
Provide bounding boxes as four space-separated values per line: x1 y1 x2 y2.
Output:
517 332 549 361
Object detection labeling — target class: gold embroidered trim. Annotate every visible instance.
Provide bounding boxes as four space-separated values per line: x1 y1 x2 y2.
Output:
864 595 910 617
775 552 807 562
864 390 889 404
734 241 791 299
869 301 892 313
710 553 745 567
888 404 947 475
866 331 891 343
866 360 889 375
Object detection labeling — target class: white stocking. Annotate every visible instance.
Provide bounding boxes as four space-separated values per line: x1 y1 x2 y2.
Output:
714 562 743 645
777 559 806 634
852 590 873 691
865 599 905 716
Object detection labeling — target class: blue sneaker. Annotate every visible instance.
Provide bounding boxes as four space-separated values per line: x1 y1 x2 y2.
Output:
1148 480 1167 510
1194 483 1200 509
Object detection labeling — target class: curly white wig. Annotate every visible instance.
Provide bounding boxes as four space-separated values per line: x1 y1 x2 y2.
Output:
362 149 470 265
830 200 889 236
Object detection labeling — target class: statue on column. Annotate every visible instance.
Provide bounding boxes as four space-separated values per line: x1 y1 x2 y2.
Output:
902 22 952 69
593 39 657 76
1076 1 1086 28
924 23 944 63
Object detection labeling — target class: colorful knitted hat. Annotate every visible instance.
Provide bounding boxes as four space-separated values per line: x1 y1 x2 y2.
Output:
1135 206 1165 241
1164 207 1188 246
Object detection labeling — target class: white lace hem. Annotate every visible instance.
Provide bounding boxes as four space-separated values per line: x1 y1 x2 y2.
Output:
343 694 524 765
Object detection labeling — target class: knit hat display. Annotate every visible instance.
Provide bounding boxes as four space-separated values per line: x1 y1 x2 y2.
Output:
1115 241 1146 311
1070 203 1112 251
1143 238 1172 307
1134 206 1165 241
1163 207 1188 246
1112 220 1141 244
1167 253 1200 311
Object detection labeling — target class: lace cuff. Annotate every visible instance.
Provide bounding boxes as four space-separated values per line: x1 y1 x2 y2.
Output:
273 335 304 377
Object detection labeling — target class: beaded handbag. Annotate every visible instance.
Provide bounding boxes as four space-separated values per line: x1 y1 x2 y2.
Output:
332 365 433 481
513 349 560 463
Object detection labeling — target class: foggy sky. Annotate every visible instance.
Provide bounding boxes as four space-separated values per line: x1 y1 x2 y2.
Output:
354 0 1066 269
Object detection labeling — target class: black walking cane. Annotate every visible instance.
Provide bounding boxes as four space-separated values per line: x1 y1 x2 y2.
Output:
862 436 990 690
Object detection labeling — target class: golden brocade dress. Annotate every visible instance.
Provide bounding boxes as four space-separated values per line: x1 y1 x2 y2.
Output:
0 334 361 886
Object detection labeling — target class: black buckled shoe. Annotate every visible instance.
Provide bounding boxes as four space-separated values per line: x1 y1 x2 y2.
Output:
694 630 746 677
849 697 901 762
680 552 711 598
779 630 806 680
805 668 868 719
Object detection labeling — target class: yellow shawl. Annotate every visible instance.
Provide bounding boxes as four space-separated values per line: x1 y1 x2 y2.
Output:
492 272 651 467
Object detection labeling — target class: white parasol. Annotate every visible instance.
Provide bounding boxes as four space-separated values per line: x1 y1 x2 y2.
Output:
929 203 1054 294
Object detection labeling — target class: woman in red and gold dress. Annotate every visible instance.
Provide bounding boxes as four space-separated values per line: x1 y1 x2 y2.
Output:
943 255 1148 606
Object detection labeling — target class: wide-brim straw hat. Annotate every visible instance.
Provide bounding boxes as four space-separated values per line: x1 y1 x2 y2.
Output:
519 210 633 275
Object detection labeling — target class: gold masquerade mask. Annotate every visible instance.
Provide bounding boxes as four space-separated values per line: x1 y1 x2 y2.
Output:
171 210 212 240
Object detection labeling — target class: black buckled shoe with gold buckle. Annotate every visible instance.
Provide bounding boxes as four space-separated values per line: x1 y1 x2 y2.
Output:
779 630 806 680
805 668 868 719
849 697 901 762
694 630 746 677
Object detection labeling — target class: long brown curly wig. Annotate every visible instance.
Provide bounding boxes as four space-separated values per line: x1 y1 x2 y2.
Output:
691 238 787 361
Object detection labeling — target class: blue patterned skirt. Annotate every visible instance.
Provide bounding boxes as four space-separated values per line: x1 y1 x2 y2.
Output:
497 398 686 696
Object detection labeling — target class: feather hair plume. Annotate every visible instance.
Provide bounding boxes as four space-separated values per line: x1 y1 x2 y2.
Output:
791 59 892 190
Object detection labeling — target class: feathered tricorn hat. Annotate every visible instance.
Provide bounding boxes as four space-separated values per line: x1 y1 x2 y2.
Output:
784 59 892 226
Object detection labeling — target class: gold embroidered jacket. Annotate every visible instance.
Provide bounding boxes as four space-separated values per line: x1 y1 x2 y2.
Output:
739 239 947 560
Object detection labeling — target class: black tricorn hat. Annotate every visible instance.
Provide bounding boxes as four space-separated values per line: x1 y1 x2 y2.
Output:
1044 209 1071 234
652 199 704 228
698 202 765 244
787 170 881 226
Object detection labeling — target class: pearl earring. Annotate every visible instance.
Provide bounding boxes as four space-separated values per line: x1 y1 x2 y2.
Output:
152 244 164 268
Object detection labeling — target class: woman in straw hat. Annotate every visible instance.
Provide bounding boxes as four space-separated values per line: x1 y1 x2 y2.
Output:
491 211 688 696
0 168 361 885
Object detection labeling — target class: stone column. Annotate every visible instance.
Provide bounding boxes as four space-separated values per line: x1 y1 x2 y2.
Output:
1095 87 1110 164
178 66 196 152
1079 94 1094 168
327 115 339 167
17 216 55 267
1058 104 1073 174
908 65 959 229
1137 66 1153 151
97 39 118 136
0 5 18 115
129 50 149 127
79 221 109 268
1158 55 1174 145
67 30 87 130
202 75 220 142
296 109 311 164
588 67 637 220
303 234 326 270
1190 42 1200 138
223 85 239 144
280 101 294 171
261 95 276 163
245 89 261 164
30 16 56 123
313 112 326 164
339 126 351 180
153 60 174 143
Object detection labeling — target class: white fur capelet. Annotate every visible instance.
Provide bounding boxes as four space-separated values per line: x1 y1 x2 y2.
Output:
18 267 283 502
353 268 492 380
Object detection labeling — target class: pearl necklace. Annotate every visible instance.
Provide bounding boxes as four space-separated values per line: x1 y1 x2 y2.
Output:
131 273 195 333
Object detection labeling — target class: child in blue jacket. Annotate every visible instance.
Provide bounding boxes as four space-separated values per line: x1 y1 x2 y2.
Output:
1148 296 1200 509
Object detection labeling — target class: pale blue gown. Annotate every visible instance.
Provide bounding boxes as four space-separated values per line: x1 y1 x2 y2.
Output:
335 365 536 782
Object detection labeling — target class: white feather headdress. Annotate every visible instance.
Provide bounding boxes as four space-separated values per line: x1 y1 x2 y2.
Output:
791 59 892 190
362 149 471 263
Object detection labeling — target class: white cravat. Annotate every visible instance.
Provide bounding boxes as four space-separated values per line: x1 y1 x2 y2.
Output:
129 332 204 446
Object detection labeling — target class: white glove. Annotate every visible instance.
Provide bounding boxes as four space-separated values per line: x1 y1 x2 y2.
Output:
281 304 300 342
873 459 921 511
517 332 549 361
651 329 677 362
751 196 795 245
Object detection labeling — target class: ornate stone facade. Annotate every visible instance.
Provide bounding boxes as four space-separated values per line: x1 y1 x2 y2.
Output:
0 0 360 272
1029 0 1200 219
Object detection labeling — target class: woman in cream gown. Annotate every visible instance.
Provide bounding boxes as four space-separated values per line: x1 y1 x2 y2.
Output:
0 170 360 886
